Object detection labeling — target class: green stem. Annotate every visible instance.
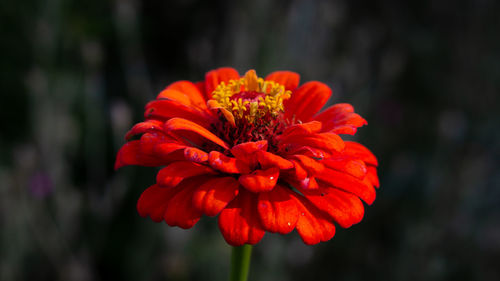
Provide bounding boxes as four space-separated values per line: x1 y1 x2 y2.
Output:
230 244 253 281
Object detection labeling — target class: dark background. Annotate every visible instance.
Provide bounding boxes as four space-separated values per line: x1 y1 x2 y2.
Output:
1 0 499 280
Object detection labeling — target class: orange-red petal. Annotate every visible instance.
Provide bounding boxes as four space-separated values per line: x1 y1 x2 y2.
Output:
192 177 240 216
256 150 294 170
282 132 345 155
125 120 165 140
239 167 279 193
115 140 168 169
265 71 300 91
343 141 378 166
284 81 332 122
257 185 299 234
323 158 367 179
278 121 322 142
208 151 251 174
137 184 176 222
156 161 216 188
231 141 268 167
165 117 230 150
163 178 204 229
302 186 365 228
183 147 209 163
145 99 213 126
218 190 265 246
288 190 336 245
317 168 376 205
204 67 240 100
314 103 367 135
366 165 380 188
163 80 208 111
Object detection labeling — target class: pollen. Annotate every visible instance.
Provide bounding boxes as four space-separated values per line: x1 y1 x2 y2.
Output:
209 70 291 125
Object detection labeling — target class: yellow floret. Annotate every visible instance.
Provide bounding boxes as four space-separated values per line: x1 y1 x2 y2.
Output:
210 70 292 123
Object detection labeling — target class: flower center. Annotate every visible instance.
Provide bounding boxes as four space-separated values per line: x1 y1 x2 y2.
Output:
209 70 291 124
207 70 292 148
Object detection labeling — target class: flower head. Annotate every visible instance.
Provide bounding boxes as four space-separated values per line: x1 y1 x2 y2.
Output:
115 68 379 246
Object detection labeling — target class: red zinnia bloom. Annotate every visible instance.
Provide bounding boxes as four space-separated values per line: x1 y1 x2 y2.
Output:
115 68 379 246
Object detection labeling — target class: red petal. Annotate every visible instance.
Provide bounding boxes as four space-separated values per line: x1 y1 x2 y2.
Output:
265 71 300 91
156 161 216 188
282 133 345 155
154 142 187 158
184 147 208 163
137 184 176 222
291 155 325 175
208 151 251 174
366 165 380 188
165 118 230 150
115 140 168 169
192 177 240 216
284 81 332 122
256 150 294 170
231 141 268 166
164 80 208 111
287 159 308 180
163 178 204 229
257 185 299 234
278 121 322 142
218 190 265 246
125 120 165 140
239 167 280 193
317 168 376 205
288 190 336 245
302 186 365 228
204 67 240 100
323 158 367 179
145 99 213 126
343 141 378 166
314 103 367 135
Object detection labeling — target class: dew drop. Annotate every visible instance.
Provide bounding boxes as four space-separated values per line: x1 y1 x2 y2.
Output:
287 222 291 226
301 212 305 216
269 176 274 180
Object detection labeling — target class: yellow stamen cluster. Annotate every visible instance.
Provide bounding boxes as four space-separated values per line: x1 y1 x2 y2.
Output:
210 70 291 123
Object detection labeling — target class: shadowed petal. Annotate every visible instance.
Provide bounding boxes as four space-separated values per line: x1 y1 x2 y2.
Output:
288 190 336 245
165 118 230 150
343 141 378 166
192 177 240 216
156 161 216 188
323 158 367 179
257 185 299 234
218 190 265 246
125 120 165 140
302 185 365 228
145 99 213 126
256 150 294 170
317 168 376 205
163 80 208 111
115 140 169 169
284 81 332 122
204 67 240 100
137 184 176 222
265 71 300 91
208 151 251 174
314 103 367 135
163 178 204 229
184 147 209 163
239 167 279 193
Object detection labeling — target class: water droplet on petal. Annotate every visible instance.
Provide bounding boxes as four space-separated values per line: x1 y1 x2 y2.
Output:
301 212 305 216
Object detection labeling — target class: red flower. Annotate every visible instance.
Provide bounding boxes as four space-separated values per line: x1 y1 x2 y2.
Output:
115 68 379 246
